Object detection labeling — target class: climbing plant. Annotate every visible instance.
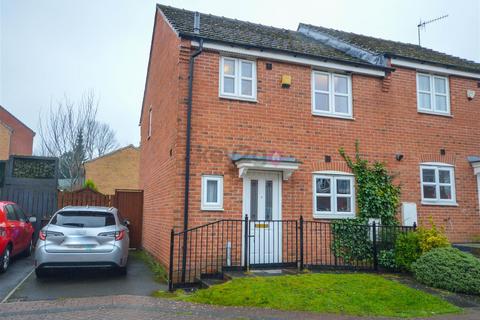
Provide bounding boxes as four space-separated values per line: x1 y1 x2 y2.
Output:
339 141 401 226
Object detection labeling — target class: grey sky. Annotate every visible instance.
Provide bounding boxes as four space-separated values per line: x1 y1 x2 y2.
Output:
1 0 479 151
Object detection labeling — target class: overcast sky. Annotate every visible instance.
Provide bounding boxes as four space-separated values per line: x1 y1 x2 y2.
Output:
1 0 479 152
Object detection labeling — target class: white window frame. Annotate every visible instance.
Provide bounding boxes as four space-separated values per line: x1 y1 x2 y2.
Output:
148 107 152 138
201 175 224 211
420 163 457 206
311 71 353 119
219 57 257 102
416 73 450 116
312 173 355 219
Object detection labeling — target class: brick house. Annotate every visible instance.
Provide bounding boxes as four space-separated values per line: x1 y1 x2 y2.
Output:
140 4 480 268
0 105 35 160
83 145 140 194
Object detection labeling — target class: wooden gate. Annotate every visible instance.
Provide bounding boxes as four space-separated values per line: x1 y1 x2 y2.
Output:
57 188 144 248
114 189 143 249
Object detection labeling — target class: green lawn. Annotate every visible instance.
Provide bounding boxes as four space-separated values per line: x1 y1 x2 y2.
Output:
176 273 460 318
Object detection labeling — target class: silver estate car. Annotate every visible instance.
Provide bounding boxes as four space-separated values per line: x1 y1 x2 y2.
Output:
34 206 130 277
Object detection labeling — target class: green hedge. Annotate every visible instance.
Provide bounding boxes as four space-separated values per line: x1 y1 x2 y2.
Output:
412 247 480 295
12 158 56 179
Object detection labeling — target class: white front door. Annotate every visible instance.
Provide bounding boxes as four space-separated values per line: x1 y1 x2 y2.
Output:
243 171 282 265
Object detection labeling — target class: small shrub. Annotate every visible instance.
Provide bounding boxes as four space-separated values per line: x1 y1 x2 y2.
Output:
417 220 450 253
378 249 398 270
412 247 480 295
395 232 421 271
83 179 98 192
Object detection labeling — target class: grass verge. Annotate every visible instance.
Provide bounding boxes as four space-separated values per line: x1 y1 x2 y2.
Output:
176 273 461 318
130 250 168 283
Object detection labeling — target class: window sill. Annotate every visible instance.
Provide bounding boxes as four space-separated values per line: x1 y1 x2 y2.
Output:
312 112 354 120
201 207 224 212
421 201 458 207
313 213 355 219
417 110 452 118
219 94 257 103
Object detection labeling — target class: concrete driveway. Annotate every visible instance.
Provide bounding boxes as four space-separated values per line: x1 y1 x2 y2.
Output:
0 256 34 302
2 253 166 302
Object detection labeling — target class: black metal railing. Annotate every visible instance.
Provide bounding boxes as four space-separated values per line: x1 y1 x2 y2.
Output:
169 216 416 290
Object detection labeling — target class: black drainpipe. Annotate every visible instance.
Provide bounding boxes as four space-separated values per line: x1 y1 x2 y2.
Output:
181 12 203 283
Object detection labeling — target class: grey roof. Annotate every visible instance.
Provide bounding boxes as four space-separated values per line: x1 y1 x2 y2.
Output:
468 156 480 163
230 153 300 163
156 4 480 74
298 23 480 73
157 5 384 69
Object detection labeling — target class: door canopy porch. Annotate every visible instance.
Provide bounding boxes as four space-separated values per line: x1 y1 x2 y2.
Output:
230 153 301 180
469 156 480 175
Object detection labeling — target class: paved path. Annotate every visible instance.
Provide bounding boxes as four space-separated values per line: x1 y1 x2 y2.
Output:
1 295 480 320
0 256 34 302
5 254 165 302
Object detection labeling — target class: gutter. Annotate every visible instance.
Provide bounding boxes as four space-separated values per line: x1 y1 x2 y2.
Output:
184 35 393 74
182 12 203 283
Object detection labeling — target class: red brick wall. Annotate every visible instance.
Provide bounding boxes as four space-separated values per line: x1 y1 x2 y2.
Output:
141 17 480 267
0 106 34 156
139 11 183 266
180 50 480 243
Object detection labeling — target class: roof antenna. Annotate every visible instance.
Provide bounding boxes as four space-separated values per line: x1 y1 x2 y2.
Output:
417 14 448 46
194 12 200 34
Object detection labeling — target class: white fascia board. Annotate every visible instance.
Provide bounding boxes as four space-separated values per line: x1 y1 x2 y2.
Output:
391 58 480 80
192 41 385 77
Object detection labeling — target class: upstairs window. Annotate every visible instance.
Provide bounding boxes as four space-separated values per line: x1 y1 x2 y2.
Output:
420 163 456 205
148 107 152 139
313 174 355 219
201 175 224 211
312 71 352 118
417 73 450 115
220 57 256 101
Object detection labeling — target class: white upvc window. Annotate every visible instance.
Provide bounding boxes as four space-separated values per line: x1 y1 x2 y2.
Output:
201 175 224 211
417 73 450 115
148 107 152 138
313 173 355 219
312 71 352 118
219 57 256 101
420 163 456 205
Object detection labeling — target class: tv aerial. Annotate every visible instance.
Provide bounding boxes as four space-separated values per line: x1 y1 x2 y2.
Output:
417 15 449 46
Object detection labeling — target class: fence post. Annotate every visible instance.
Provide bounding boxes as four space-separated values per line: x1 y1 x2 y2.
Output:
168 229 175 291
372 221 378 271
244 214 249 272
299 215 304 271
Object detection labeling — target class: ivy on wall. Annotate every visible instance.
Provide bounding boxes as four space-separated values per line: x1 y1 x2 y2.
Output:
331 141 402 264
339 141 401 226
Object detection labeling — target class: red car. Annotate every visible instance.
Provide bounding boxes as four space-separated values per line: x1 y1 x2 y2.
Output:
0 201 36 273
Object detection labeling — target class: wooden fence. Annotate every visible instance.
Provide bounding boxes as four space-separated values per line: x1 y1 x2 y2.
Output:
57 188 144 248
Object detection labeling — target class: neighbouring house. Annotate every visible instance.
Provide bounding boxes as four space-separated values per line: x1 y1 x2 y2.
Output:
0 105 35 160
83 145 140 194
139 4 480 269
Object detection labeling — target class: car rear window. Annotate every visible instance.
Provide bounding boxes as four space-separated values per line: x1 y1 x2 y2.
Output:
51 211 116 228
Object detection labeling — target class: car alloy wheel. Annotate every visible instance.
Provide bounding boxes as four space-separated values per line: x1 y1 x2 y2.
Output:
1 247 10 272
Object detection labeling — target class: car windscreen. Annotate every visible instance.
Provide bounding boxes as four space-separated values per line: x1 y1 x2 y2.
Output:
51 211 116 228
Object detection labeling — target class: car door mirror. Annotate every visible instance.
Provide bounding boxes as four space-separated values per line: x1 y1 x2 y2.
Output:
123 219 130 227
29 216 37 223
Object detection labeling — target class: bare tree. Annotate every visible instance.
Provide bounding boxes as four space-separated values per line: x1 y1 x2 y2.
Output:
38 90 118 189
